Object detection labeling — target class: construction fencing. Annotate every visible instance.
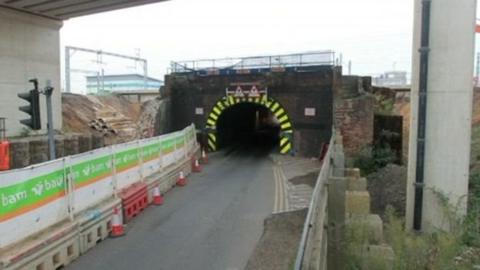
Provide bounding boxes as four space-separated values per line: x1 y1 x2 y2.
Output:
0 124 197 248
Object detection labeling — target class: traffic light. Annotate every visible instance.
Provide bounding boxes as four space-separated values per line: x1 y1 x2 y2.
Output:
18 79 41 130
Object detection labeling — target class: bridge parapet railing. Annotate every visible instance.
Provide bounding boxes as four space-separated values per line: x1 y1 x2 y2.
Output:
294 130 344 270
169 51 336 74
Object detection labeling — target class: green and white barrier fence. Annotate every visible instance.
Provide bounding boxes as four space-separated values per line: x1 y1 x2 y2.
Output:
0 124 197 249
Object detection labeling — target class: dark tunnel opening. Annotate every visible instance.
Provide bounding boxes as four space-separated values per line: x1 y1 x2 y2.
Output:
216 103 281 153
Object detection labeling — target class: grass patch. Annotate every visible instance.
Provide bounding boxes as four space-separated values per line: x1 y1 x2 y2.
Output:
353 146 397 176
345 189 480 270
346 207 480 270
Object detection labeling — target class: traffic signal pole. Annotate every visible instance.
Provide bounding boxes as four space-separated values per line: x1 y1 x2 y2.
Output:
18 79 56 160
44 80 55 160
18 79 41 130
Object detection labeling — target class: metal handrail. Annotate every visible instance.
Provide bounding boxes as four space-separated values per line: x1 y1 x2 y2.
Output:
294 134 335 270
169 51 335 73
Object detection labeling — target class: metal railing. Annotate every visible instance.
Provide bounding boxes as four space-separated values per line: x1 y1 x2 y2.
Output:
169 51 335 73
294 134 335 270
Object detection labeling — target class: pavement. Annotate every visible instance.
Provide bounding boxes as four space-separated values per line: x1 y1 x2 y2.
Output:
271 154 321 211
244 155 320 270
67 148 275 270
245 209 307 270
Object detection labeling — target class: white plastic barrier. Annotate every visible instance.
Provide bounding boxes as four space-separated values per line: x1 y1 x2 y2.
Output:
0 159 69 248
139 137 160 177
0 124 197 249
161 133 178 167
114 140 142 190
69 147 115 214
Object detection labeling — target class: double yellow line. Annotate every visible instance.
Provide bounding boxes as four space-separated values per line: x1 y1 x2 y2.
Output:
273 165 289 213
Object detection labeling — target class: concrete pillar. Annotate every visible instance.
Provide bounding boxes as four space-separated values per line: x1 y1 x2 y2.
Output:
406 0 476 231
0 8 63 137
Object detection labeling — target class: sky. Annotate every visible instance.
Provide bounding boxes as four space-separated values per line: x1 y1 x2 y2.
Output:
59 0 471 93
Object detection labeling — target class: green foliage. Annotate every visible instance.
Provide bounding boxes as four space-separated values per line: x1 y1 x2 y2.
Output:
345 218 391 270
353 146 397 175
375 95 395 115
345 205 480 270
346 142 480 269
464 173 480 247
385 206 470 270
469 125 480 175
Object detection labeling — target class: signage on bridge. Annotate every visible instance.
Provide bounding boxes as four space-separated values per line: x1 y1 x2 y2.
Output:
226 83 267 98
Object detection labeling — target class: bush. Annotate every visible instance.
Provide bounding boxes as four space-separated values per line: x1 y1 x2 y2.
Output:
464 173 480 247
353 146 397 176
345 206 480 270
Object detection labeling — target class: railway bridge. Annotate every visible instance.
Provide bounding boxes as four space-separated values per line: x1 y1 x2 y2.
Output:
167 52 340 157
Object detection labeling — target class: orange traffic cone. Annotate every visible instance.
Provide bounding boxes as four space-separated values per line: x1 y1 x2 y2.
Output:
110 207 125 237
177 171 187 186
201 150 208 164
152 186 164 205
192 159 202 173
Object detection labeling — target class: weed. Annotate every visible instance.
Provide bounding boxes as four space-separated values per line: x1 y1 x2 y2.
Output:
345 199 480 270
353 146 397 176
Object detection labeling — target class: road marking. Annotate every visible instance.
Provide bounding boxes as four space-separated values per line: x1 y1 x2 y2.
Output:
278 166 289 211
278 167 285 212
273 165 289 213
273 166 279 213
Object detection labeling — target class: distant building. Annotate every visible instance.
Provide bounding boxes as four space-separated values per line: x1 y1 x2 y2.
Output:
373 71 408 87
86 74 163 94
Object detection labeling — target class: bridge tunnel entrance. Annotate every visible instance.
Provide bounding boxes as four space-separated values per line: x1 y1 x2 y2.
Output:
216 102 281 152
206 96 293 155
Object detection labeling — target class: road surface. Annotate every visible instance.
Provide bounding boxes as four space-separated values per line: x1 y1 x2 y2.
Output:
67 148 275 270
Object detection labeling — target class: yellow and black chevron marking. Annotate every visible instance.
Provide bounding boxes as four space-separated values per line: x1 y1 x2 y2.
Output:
280 134 292 154
206 96 293 154
207 133 216 151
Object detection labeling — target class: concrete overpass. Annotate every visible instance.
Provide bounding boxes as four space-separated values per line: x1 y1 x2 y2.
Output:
0 0 168 137
0 0 169 20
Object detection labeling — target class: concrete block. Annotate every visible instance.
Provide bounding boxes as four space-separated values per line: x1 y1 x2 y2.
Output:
9 139 30 169
78 134 93 153
345 168 361 178
347 177 367 191
76 198 120 255
0 222 79 270
345 191 370 217
64 134 79 156
92 133 105 149
347 214 383 244
29 137 48 164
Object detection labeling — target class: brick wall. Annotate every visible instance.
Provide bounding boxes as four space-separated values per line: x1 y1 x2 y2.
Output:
334 77 375 158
